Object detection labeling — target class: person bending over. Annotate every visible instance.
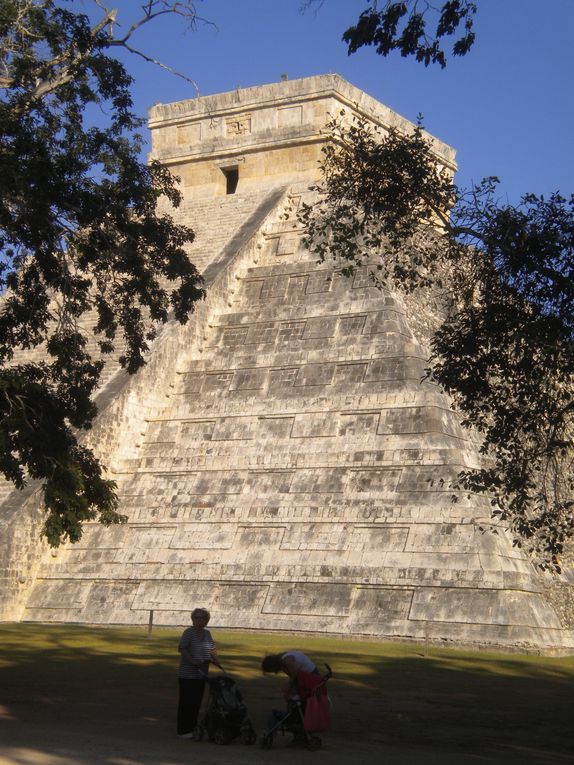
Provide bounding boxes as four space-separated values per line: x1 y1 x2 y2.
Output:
261 650 318 701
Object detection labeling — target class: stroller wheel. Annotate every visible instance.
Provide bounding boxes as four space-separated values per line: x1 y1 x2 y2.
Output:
214 727 232 745
260 733 273 750
240 725 257 745
306 735 322 751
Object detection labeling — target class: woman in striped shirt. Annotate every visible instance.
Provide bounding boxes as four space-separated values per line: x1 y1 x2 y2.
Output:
177 607 220 739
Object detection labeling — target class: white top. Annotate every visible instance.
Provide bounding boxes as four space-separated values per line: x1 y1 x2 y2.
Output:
282 650 316 673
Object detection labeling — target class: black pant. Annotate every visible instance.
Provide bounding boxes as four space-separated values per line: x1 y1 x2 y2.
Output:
177 678 206 735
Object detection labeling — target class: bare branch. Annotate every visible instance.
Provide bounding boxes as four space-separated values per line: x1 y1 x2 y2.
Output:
1 3 204 103
116 1 201 44
109 40 200 94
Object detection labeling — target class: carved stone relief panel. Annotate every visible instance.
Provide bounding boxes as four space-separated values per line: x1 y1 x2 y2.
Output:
226 114 252 136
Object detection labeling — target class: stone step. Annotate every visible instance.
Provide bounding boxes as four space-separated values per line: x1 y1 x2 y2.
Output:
149 383 450 421
148 385 449 416
144 402 464 438
32 560 532 592
203 321 413 352
210 295 411 326
174 355 429 386
179 348 425 379
137 435 470 461
115 446 479 478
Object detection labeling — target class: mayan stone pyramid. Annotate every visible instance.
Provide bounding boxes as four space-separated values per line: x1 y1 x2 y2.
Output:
1 75 572 652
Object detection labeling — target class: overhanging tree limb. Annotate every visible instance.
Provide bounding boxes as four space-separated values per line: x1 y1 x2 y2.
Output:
0 1 205 545
299 113 574 570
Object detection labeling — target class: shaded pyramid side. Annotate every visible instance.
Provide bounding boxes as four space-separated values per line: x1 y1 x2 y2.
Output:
0 186 288 620
21 186 570 651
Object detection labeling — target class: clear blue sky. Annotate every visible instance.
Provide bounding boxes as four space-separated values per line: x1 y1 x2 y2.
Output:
110 0 574 206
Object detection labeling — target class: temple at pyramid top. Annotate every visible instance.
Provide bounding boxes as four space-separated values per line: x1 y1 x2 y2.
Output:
147 74 456 197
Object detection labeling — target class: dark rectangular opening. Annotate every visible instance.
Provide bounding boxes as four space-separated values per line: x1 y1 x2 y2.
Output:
223 167 239 194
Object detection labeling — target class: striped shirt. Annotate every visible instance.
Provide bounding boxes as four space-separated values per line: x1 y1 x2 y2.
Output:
178 627 215 679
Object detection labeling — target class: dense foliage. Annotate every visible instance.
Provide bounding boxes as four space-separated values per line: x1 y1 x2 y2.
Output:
299 113 574 569
0 1 204 545
342 0 476 67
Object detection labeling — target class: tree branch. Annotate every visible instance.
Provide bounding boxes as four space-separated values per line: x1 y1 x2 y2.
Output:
4 8 118 104
109 40 200 93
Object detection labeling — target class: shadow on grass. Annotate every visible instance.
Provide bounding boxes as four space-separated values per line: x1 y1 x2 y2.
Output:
0 624 573 764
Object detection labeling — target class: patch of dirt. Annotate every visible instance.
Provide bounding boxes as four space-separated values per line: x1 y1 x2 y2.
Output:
0 675 570 765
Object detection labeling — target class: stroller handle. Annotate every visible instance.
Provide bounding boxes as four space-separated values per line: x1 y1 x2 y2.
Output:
196 661 228 678
213 663 228 676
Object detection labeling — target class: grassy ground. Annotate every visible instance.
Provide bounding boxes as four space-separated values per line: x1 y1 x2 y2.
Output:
1 623 573 762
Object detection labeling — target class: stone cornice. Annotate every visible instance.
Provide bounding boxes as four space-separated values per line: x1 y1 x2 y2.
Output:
148 74 457 171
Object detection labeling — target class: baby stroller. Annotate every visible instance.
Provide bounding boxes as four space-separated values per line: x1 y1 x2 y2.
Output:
260 664 332 751
195 669 257 746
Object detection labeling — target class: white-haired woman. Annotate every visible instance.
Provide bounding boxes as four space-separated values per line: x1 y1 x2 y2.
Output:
177 607 220 739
